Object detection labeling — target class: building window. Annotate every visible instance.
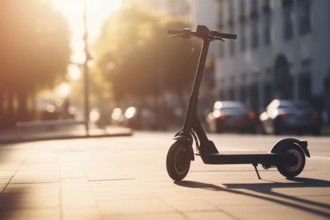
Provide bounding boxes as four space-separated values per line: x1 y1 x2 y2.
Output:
240 23 246 51
239 1 246 51
299 59 312 101
263 81 273 106
282 0 293 40
250 0 259 49
263 0 271 11
263 0 271 45
217 0 224 30
263 67 273 106
251 19 259 49
264 14 271 45
239 0 245 19
228 1 235 56
251 0 258 17
298 72 312 101
218 0 225 58
298 0 311 35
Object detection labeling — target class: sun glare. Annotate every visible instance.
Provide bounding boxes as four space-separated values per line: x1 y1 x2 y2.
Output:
68 64 81 80
55 82 71 98
51 0 122 63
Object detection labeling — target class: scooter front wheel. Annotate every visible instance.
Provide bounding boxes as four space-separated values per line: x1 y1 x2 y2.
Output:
166 141 191 181
276 145 305 178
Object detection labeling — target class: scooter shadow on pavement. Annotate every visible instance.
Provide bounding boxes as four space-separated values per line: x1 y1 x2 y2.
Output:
0 188 25 219
175 177 330 219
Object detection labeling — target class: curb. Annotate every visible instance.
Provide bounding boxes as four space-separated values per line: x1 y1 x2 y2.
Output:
0 127 133 144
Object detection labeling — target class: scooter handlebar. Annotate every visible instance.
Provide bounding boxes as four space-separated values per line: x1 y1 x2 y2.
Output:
210 31 237 39
168 26 237 41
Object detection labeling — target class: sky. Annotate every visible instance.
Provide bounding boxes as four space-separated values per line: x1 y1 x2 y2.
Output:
51 0 122 64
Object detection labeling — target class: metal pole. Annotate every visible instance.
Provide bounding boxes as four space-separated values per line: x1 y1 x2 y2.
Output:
83 0 90 135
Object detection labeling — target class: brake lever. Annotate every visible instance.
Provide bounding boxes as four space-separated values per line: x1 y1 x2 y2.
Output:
215 37 225 42
209 35 225 42
213 36 225 42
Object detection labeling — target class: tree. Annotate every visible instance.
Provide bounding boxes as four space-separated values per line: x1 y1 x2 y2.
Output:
0 0 71 127
94 5 195 105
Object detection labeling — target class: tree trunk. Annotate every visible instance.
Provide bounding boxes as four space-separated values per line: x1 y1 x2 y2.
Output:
6 89 15 128
30 91 37 120
0 86 4 129
17 88 29 121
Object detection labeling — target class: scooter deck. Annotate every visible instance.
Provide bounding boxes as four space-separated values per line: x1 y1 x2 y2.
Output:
196 152 292 165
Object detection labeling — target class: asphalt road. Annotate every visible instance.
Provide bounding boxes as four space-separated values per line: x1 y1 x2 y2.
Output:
0 132 329 219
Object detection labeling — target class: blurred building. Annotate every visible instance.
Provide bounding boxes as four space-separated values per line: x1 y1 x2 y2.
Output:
190 0 330 119
216 0 330 114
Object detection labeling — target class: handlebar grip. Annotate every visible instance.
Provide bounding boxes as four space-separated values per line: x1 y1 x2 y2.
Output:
210 31 237 39
219 33 237 39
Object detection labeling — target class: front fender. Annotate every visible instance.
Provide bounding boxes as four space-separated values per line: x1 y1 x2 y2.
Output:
174 133 195 161
271 138 310 157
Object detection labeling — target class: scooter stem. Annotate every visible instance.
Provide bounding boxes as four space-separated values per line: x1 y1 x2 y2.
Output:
183 34 210 133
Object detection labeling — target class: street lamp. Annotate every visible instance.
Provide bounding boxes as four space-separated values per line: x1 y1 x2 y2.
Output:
83 0 91 136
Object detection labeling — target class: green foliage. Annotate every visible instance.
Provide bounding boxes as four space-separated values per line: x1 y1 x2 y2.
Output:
0 0 71 126
94 5 195 104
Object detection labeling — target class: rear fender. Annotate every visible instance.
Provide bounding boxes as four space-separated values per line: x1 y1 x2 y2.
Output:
271 138 310 157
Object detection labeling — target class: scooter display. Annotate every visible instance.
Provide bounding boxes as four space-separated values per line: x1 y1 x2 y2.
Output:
166 25 310 181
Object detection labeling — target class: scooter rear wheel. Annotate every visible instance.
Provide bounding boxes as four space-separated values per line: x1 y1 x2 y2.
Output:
166 141 191 181
276 145 305 178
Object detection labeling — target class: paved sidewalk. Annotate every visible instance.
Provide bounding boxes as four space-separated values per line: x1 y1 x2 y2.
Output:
0 124 132 144
0 132 329 220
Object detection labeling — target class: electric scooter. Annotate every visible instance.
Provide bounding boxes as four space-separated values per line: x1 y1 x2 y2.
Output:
166 25 310 181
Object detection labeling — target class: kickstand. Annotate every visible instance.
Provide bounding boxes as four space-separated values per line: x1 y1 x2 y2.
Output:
253 164 261 179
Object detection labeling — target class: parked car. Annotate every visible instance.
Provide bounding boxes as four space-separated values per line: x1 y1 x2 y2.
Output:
206 101 258 133
111 107 125 125
259 99 321 135
124 106 158 130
